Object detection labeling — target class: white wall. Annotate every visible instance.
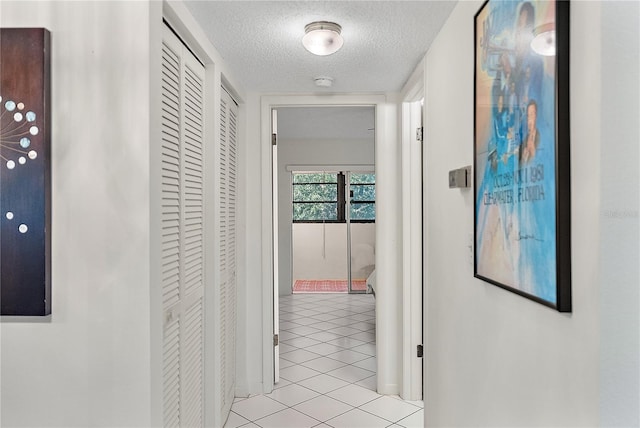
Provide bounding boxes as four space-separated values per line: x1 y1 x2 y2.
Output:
236 92 265 396
598 1 639 425
277 136 374 295
292 224 348 281
422 1 638 426
0 2 153 426
374 99 401 395
292 223 375 282
350 223 376 280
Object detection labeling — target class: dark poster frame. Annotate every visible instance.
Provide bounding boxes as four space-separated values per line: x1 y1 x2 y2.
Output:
1 28 52 316
473 1 571 312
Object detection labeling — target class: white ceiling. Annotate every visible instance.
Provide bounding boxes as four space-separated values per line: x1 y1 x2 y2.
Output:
183 0 457 93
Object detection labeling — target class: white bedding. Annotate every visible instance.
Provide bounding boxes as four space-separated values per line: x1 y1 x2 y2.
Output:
366 269 376 296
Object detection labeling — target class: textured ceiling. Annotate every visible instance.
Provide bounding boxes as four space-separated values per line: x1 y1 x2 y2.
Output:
184 1 457 93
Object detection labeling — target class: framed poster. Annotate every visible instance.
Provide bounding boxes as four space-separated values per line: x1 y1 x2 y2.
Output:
473 1 571 311
0 28 51 316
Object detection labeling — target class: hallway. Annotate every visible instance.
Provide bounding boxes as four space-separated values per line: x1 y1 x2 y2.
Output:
224 293 423 427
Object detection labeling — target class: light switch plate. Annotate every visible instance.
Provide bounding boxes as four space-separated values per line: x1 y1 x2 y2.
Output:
449 166 471 188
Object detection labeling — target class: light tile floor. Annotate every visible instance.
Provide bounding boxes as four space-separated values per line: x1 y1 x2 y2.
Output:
224 293 424 428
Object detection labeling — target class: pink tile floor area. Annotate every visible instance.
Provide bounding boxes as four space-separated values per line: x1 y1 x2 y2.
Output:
293 279 368 293
224 293 424 428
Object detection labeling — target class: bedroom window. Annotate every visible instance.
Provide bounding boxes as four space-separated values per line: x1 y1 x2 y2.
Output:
292 172 376 223
292 172 345 222
349 173 376 222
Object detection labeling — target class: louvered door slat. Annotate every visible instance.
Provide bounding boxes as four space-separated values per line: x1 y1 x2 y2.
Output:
163 317 180 428
219 89 238 416
178 36 204 428
161 36 182 327
182 298 203 428
161 24 205 428
218 94 229 410
226 94 238 405
161 35 183 428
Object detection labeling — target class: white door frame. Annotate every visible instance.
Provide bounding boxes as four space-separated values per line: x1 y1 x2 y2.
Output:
400 61 426 401
260 94 392 392
271 109 280 383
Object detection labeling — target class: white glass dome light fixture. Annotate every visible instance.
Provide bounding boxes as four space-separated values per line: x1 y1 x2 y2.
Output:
302 21 343 56
530 22 556 56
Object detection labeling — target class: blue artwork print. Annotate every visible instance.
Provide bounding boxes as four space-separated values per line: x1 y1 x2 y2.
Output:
474 0 559 305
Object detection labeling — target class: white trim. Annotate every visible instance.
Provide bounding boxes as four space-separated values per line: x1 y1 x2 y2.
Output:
401 62 425 401
261 94 398 395
285 164 374 172
373 99 401 395
272 110 280 384
401 57 426 103
401 102 411 400
149 3 164 426
421 60 430 413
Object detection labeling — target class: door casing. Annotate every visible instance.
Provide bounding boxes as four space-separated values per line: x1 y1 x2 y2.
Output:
260 94 388 393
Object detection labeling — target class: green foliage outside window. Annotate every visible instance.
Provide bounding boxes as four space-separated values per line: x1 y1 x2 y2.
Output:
350 173 375 184
292 172 375 222
350 173 375 221
293 173 339 221
350 202 375 220
292 172 337 184
293 183 337 202
293 202 338 221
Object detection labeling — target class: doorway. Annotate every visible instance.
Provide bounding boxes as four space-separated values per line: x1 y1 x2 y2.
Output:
273 106 375 299
260 94 397 394
269 102 378 387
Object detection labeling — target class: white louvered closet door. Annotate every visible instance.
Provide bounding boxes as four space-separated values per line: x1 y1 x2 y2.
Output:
161 24 205 428
219 88 238 417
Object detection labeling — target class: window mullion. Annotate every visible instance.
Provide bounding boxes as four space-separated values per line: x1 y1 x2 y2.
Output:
337 173 346 222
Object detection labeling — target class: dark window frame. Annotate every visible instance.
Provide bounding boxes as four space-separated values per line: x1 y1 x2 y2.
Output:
292 172 375 223
348 177 376 223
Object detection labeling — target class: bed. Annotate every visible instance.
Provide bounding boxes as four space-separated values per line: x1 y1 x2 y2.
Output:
366 269 376 296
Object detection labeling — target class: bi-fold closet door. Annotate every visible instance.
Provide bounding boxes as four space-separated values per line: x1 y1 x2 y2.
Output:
217 86 238 419
160 25 205 428
160 23 239 427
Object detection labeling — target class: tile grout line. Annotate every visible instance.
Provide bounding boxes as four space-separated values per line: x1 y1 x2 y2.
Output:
272 297 377 426
229 294 421 428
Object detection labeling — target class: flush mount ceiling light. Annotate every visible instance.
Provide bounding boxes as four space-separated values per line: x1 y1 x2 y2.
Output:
530 23 555 56
302 21 343 56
